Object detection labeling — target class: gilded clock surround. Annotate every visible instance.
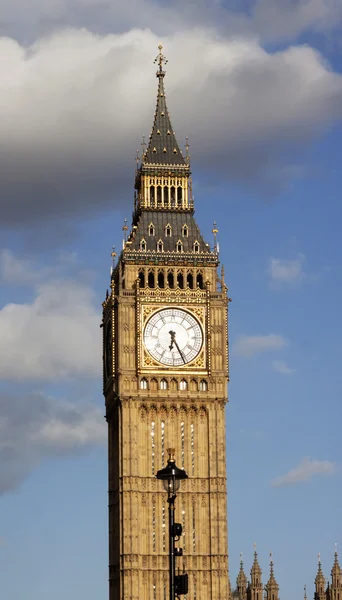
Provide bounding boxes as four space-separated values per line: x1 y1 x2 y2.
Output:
102 46 230 600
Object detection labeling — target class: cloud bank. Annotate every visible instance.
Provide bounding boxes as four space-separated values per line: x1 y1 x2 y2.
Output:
0 390 106 494
0 251 101 381
1 28 342 228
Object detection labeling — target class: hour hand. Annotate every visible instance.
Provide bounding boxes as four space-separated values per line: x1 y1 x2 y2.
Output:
169 330 175 351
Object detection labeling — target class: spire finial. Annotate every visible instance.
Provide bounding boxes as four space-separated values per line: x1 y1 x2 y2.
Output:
212 221 218 251
334 543 338 557
141 135 146 157
154 44 168 77
122 218 128 247
269 553 274 577
304 585 307 600
110 245 117 275
185 136 190 163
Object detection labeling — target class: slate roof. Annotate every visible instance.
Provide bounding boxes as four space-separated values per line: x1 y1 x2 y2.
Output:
143 67 186 167
128 210 210 253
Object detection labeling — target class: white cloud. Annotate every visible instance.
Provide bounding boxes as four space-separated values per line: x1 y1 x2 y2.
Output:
269 254 306 286
0 29 342 227
234 334 288 357
0 390 106 494
252 0 342 42
0 256 101 381
1 0 341 45
272 457 336 487
272 360 296 375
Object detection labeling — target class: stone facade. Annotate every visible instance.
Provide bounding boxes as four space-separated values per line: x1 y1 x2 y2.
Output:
102 46 230 600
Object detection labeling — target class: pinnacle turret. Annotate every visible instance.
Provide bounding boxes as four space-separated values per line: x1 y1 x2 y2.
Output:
265 553 279 600
315 554 326 600
247 547 263 600
330 546 342 600
236 554 248 600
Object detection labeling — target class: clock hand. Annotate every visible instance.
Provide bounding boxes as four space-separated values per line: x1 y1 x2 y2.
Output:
169 330 175 351
174 339 186 364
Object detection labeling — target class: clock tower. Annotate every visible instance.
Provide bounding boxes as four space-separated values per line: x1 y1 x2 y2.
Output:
102 46 230 600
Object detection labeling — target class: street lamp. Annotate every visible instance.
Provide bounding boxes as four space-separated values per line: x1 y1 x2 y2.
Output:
156 448 188 600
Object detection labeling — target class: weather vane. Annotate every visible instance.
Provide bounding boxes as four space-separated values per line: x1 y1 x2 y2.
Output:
154 44 168 74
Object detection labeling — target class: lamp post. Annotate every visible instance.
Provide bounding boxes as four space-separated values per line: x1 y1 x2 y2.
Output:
156 448 188 600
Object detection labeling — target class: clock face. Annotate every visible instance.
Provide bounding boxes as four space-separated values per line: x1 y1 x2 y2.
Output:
143 308 203 367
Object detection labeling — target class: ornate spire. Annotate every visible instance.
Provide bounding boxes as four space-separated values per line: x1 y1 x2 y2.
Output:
247 546 263 600
331 545 341 589
143 45 186 167
250 545 262 581
304 584 307 600
237 553 248 595
315 554 326 600
265 553 279 600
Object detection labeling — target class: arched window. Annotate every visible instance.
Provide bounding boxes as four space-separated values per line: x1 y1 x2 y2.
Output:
165 224 172 237
140 378 148 390
170 378 178 391
140 239 147 251
164 186 169 206
182 225 188 237
177 187 182 206
180 379 187 391
160 379 168 390
167 272 174 288
170 186 176 207
157 240 163 252
150 378 158 391
177 241 183 253
150 186 155 206
190 379 198 392
158 272 164 288
157 186 162 206
193 241 200 253
196 272 204 289
177 272 184 289
149 223 155 236
139 270 145 288
187 273 194 288
199 380 208 392
148 272 155 288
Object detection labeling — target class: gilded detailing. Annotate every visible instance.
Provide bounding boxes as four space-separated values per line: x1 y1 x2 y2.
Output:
140 304 207 373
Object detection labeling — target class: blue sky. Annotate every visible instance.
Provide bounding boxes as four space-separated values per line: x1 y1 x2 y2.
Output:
0 1 341 598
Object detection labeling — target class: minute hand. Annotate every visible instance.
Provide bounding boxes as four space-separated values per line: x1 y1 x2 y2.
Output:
174 340 186 364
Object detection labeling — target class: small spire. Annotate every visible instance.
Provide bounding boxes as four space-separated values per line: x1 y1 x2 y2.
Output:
270 553 274 577
122 218 128 248
110 245 117 276
141 135 146 157
185 136 190 164
331 544 341 582
237 552 248 594
315 553 326 590
212 221 218 251
154 43 168 77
